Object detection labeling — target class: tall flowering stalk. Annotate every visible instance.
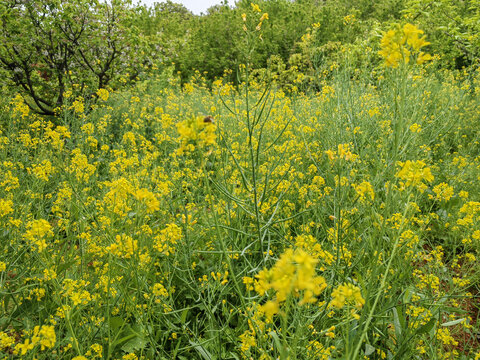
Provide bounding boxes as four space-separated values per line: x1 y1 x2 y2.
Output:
378 23 433 169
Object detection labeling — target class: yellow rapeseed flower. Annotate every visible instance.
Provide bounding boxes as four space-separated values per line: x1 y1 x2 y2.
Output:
251 3 261 12
379 23 432 67
0 199 13 217
255 248 327 319
352 181 375 202
330 283 365 310
23 219 53 252
96 88 109 101
396 160 434 192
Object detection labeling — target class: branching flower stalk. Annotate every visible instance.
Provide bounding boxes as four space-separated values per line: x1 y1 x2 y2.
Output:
241 7 270 252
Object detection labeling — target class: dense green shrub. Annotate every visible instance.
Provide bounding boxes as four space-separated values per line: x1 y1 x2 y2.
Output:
403 0 480 68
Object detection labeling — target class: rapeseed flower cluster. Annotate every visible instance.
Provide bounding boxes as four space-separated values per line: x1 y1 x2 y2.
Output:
379 23 432 67
96 88 110 101
396 160 434 192
255 248 327 319
13 325 56 356
330 283 365 311
177 115 216 155
241 3 268 35
23 219 53 252
0 198 13 217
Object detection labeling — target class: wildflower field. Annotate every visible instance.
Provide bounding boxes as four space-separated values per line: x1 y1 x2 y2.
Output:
1 3 480 360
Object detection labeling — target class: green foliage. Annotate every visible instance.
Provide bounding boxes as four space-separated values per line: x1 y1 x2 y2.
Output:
403 0 480 68
169 0 411 86
176 0 341 83
178 2 241 81
0 0 145 116
2 0 480 104
132 1 193 70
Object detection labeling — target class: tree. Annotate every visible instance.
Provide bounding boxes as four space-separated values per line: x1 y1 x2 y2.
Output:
0 0 144 116
132 0 193 69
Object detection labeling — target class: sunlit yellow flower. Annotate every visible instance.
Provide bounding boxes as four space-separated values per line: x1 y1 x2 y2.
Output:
70 98 85 114
352 181 375 202
251 3 261 12
430 182 454 201
23 219 53 252
0 199 13 217
379 23 432 67
396 160 434 192
96 88 109 101
177 116 216 155
330 283 364 310
135 188 160 213
0 331 15 350
255 248 327 319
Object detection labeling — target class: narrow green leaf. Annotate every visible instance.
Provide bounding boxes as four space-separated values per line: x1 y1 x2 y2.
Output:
441 318 465 327
189 340 213 360
392 307 403 341
181 308 189 324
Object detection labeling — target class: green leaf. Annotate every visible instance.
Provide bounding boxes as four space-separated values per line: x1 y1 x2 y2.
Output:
189 340 213 360
109 317 125 331
269 331 288 359
441 318 465 327
365 343 375 356
229 353 240 360
393 306 405 341
121 334 147 353
402 289 410 304
181 308 189 324
440 306 468 314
